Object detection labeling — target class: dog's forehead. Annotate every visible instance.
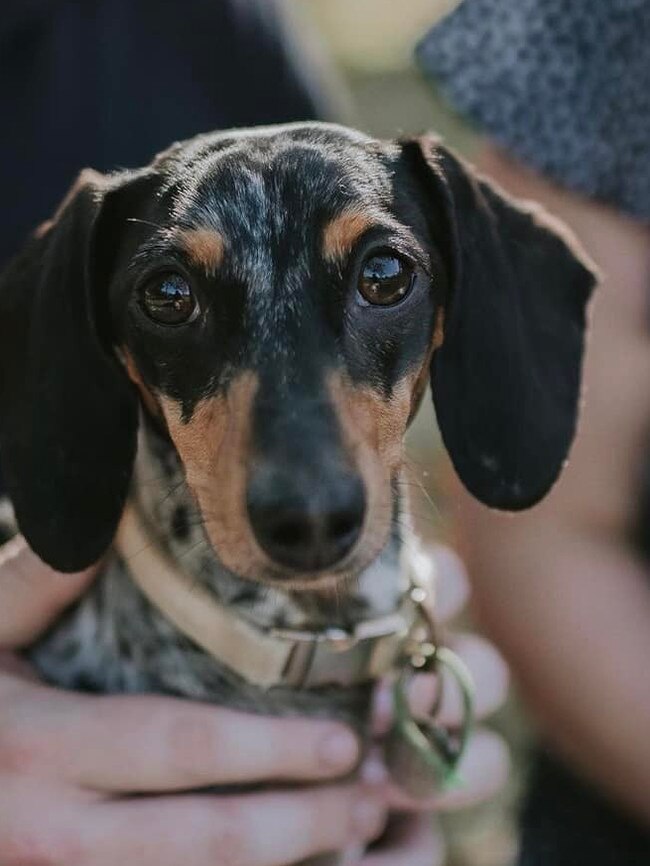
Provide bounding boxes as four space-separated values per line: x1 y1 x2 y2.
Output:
160 124 397 237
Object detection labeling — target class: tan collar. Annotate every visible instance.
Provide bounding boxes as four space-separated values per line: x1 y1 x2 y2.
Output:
115 502 437 690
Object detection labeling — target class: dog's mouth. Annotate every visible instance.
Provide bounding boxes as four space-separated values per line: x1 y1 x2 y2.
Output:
249 543 387 593
202 514 393 593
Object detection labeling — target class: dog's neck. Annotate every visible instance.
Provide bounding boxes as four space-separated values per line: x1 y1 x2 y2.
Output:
131 420 407 634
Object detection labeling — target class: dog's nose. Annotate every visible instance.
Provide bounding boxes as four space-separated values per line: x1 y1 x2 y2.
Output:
246 465 366 573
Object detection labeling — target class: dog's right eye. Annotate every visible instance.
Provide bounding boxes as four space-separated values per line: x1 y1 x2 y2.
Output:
140 274 199 326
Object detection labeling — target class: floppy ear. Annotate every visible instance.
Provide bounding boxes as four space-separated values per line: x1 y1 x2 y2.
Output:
401 137 596 510
0 169 147 571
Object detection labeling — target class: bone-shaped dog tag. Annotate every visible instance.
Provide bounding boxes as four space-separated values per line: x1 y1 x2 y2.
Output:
385 647 475 799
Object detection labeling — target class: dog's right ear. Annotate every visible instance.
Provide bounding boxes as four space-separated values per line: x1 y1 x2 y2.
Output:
398 137 596 511
0 168 154 572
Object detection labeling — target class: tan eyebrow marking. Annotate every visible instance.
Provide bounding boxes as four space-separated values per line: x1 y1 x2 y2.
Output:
322 208 375 263
177 228 226 275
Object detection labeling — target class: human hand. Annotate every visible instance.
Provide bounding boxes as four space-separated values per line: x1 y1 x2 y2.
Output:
0 536 384 865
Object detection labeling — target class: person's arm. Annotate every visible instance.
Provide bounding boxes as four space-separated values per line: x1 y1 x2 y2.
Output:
455 146 650 824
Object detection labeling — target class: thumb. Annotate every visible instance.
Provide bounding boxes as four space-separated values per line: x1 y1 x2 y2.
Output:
0 535 98 648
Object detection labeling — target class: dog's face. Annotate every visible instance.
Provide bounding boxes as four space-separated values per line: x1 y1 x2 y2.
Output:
115 126 443 587
0 123 595 579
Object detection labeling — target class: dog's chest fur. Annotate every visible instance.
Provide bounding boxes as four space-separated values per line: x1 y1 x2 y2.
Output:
23 423 406 727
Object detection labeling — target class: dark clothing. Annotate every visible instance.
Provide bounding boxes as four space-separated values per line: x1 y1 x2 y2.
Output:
0 0 327 267
417 0 650 222
520 749 650 866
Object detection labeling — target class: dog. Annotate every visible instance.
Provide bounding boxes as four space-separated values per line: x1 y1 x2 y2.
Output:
0 121 595 861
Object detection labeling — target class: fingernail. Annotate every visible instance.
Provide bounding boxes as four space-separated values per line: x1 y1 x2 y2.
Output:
360 755 388 785
352 794 386 840
318 728 359 773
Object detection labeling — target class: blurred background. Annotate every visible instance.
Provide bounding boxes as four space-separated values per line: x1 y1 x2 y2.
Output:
287 2 530 864
289 0 471 142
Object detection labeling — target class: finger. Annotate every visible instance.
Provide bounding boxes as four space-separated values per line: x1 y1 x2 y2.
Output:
361 814 445 866
89 785 387 866
2 690 361 792
372 632 509 735
429 544 470 623
383 727 510 812
0 535 98 648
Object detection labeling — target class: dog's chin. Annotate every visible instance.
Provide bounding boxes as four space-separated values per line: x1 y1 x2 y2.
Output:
257 567 358 594
237 541 390 595
202 516 393 594
217 557 360 595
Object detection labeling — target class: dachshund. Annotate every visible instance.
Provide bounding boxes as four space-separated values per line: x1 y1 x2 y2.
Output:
0 122 595 863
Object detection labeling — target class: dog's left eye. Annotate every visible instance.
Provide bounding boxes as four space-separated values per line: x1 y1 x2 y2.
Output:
357 253 414 307
140 274 199 326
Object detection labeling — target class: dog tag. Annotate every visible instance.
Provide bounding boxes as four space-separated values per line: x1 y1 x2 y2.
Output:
385 646 475 799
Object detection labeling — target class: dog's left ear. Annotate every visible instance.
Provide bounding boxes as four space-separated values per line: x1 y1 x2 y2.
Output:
400 137 597 510
0 168 154 571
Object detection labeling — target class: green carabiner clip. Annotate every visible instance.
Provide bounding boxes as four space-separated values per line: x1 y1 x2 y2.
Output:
386 646 475 797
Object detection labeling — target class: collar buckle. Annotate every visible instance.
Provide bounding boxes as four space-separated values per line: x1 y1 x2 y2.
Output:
271 607 418 688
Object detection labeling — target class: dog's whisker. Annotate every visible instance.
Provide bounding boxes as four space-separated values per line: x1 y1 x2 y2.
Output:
398 467 442 521
126 216 166 230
